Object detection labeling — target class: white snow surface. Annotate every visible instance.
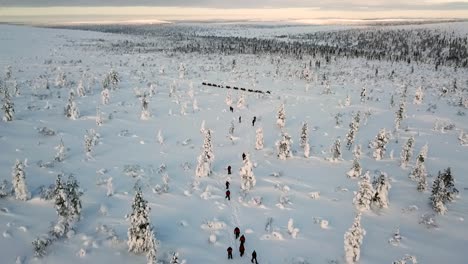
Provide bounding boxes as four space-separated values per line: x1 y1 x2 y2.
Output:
0 23 467 264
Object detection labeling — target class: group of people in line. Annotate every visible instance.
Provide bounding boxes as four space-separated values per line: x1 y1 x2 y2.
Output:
227 227 258 263
228 106 257 127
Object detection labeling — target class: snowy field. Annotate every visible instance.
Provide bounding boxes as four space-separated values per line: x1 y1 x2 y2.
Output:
0 22 467 264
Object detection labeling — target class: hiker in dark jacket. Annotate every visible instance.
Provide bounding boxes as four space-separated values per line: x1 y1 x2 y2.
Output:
240 234 246 244
227 247 233 259
234 227 240 239
239 116 242 123
225 190 231 201
239 244 245 257
242 152 246 160
230 106 234 112
252 116 256 126
251 250 258 263
226 180 230 189
227 165 232 175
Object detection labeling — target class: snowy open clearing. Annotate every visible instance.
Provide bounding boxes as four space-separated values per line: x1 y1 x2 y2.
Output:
0 22 467 264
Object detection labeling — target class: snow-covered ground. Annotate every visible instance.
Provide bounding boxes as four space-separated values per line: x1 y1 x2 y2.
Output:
0 23 467 264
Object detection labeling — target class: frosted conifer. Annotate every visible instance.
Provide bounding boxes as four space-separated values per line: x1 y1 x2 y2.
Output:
344 213 366 264
255 128 264 150
128 189 152 254
372 129 389 160
12 160 30 201
400 136 415 168
372 172 391 208
353 171 374 211
276 103 286 129
240 153 256 191
277 133 292 160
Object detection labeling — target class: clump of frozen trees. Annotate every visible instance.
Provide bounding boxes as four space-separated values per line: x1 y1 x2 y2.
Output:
372 172 391 209
344 213 366 264
103 69 120 90
430 168 458 215
64 89 79 120
395 102 406 130
329 138 342 162
240 153 256 191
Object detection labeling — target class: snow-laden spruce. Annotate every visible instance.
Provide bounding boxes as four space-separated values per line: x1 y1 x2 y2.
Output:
146 227 159 264
395 101 406 130
237 93 246 109
276 103 286 129
96 106 103 126
372 172 391 208
54 138 67 162
372 128 389 160
353 171 374 211
400 136 415 168
240 153 256 191
225 91 232 106
12 160 30 201
277 132 292 160
409 144 428 191
64 89 79 120
430 167 458 214
195 129 213 177
346 158 362 179
140 94 151 120
101 88 110 104
393 255 417 264
103 69 119 90
2 86 14 122
346 112 360 150
287 218 300 238
77 79 86 97
329 138 342 162
344 213 366 264
300 122 310 157
413 86 424 104
255 127 264 150
128 188 156 254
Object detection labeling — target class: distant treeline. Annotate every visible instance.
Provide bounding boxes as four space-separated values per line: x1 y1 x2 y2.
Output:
202 82 271 94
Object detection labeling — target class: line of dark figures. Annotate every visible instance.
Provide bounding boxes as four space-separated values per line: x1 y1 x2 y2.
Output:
227 227 258 263
201 82 271 95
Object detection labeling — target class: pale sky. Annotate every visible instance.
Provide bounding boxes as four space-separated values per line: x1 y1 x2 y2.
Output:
1 0 468 23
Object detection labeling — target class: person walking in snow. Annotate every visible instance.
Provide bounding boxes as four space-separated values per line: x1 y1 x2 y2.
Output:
239 243 245 257
239 116 242 123
227 247 233 259
226 180 230 189
240 234 246 245
242 152 246 161
252 116 256 126
230 106 234 113
227 165 232 175
251 250 258 263
225 190 231 200
234 227 240 239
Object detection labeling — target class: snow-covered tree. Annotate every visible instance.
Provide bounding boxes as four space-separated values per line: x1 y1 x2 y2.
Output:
430 174 447 215
225 91 233 106
413 87 423 104
276 103 286 129
54 138 67 162
55 71 67 88
277 132 292 160
178 63 186 79
440 167 458 202
64 89 79 120
240 153 256 191
237 93 246 109
409 144 428 191
346 112 361 150
2 92 14 122
330 138 342 161
195 130 213 177
192 98 199 112
128 189 152 254
346 158 362 179
393 255 417 264
345 94 351 106
169 252 180 264
360 87 367 102
458 130 468 146
53 174 70 228
344 213 366 264
372 172 391 208
12 160 30 201
157 129 164 145
300 122 309 149
353 144 362 160
96 106 103 126
103 69 119 90
106 177 114 197
5 65 12 79
395 101 406 130
400 136 415 168
287 218 300 238
84 130 93 159
255 128 264 150
353 171 374 211
146 228 159 264
77 79 86 97
140 94 151 120
101 88 110 105
372 129 389 160
66 175 82 220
